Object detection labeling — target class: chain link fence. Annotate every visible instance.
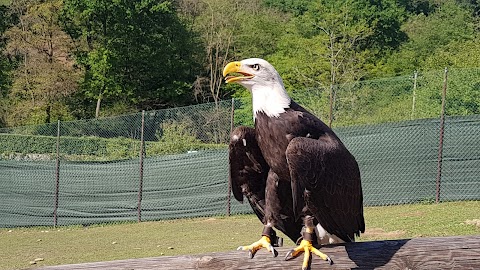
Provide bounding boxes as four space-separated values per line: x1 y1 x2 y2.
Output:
1 68 479 227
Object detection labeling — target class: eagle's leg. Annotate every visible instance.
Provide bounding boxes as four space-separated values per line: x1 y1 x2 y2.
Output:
285 216 333 269
237 225 279 258
237 171 283 259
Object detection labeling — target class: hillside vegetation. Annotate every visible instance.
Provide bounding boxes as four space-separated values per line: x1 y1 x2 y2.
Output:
0 0 479 129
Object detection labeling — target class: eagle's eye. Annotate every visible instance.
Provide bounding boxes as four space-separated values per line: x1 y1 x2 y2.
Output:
251 64 260 71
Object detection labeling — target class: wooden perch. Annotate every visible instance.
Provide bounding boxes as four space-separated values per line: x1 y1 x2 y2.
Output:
37 235 480 269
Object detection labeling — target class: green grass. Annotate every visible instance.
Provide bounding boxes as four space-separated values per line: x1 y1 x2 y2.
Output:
1 201 479 270
0 0 10 6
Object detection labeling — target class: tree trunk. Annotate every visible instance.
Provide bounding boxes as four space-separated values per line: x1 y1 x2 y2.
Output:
95 93 103 119
46 104 51 123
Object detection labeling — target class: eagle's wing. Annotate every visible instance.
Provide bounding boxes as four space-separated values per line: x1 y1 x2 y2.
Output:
230 126 304 243
229 126 269 222
286 135 365 242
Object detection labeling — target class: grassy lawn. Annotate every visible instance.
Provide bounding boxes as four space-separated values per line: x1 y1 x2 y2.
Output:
1 201 479 270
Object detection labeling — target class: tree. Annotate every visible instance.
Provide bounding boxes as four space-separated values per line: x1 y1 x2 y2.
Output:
0 4 14 127
0 5 12 91
357 0 407 54
269 0 374 126
397 0 438 15
384 0 476 75
423 40 480 116
263 0 311 15
307 0 373 126
189 0 286 105
3 0 80 126
262 0 408 125
62 0 200 118
190 0 239 105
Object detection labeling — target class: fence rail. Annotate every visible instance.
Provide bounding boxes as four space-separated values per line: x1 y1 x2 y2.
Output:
1 68 479 227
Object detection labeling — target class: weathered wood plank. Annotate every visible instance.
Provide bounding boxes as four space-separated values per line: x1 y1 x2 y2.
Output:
37 235 480 270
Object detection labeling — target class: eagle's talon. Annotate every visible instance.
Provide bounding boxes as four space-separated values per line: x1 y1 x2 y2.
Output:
285 239 331 268
237 235 276 259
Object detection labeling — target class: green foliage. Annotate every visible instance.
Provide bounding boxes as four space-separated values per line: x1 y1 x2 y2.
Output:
268 30 330 91
264 0 408 104
356 0 408 52
290 87 329 120
0 0 479 127
146 141 225 156
232 97 254 127
232 3 289 59
326 76 416 126
305 67 480 126
3 0 80 126
383 0 477 74
157 120 201 144
82 48 122 101
0 5 14 128
444 68 480 115
0 133 225 161
62 0 200 117
233 67 480 127
423 38 480 69
263 0 311 15
0 134 100 156
419 197 436 205
397 0 437 15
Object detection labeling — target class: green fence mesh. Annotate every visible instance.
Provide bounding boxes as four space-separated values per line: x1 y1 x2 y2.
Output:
0 160 57 227
442 115 480 201
1 68 479 227
336 118 440 206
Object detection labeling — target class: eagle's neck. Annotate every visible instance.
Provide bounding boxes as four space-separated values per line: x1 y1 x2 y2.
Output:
251 82 291 120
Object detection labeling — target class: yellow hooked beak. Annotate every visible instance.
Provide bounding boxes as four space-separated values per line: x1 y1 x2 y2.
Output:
223 61 254 83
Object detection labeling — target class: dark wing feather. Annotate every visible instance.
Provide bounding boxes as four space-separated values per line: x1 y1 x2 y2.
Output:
229 126 269 222
286 135 365 242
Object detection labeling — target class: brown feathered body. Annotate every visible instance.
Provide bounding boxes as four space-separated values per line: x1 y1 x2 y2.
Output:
229 100 364 244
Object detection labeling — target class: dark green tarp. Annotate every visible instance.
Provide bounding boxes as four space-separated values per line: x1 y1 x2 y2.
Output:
1 115 479 227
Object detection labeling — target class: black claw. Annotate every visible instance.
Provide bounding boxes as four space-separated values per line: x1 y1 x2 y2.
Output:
285 249 294 261
273 248 278 258
268 245 278 258
248 249 255 259
327 257 334 265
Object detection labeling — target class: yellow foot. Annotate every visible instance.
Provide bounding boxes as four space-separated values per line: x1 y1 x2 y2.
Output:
237 235 278 258
285 239 333 270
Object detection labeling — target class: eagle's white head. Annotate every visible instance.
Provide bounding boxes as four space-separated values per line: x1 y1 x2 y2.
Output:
223 58 291 119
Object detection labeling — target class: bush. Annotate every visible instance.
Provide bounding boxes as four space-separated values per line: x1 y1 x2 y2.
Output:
0 133 225 161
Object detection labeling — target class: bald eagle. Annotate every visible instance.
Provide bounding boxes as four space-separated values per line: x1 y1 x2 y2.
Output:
223 58 365 268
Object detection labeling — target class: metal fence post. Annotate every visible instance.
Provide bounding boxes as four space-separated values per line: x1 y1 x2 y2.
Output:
54 120 60 227
411 71 418 120
227 98 235 216
436 68 448 204
138 110 145 222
